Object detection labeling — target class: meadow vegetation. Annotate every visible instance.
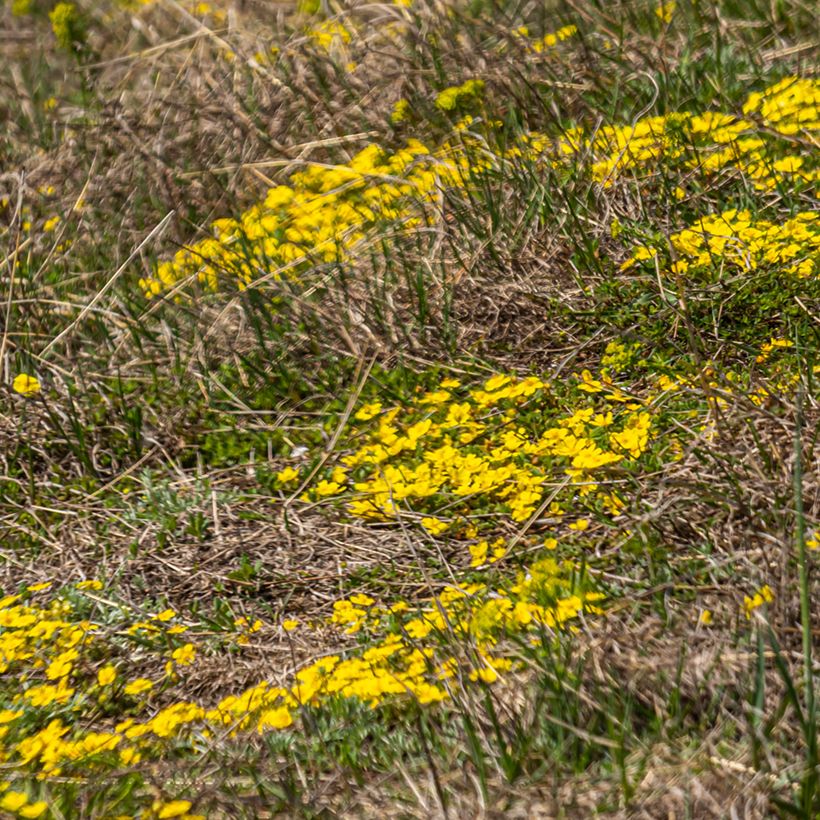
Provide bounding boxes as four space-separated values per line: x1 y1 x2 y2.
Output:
0 0 818 816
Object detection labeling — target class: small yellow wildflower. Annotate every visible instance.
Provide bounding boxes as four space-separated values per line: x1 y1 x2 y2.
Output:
0 792 28 813
124 678 153 696
655 1 675 23
743 585 774 619
391 100 411 124
49 2 81 52
12 0 34 15
314 479 343 497
120 747 141 765
435 79 485 112
420 517 449 535
257 707 293 731
275 466 300 484
171 644 196 666
12 374 40 396
153 800 193 819
469 666 498 684
469 540 489 567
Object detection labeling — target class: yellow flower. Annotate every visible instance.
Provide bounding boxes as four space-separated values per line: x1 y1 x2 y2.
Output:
469 540 489 567
275 466 300 484
256 707 293 731
743 585 774 619
124 678 153 696
655 1 675 23
24 682 74 707
469 666 498 684
12 374 40 396
420 517 449 535
120 747 141 765
20 803 48 819
0 792 28 813
97 665 116 686
390 100 411 124
282 619 299 632
153 800 193 819
49 2 82 52
314 479 343 497
699 610 713 626
355 402 384 422
435 79 485 112
171 644 196 666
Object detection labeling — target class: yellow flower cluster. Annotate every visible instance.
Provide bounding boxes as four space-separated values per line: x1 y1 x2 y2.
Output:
434 79 485 112
742 76 820 136
286 557 603 705
0 350 704 809
756 337 794 363
301 367 657 529
0 585 248 816
140 76 817 299
621 209 819 279
743 584 774 619
198 555 605 734
600 340 642 374
48 2 81 52
0 559 601 808
211 566 593 723
510 24 577 53
0 787 46 817
0 587 204 784
139 140 467 297
391 98 411 124
529 24 577 53
555 77 819 190
305 20 352 52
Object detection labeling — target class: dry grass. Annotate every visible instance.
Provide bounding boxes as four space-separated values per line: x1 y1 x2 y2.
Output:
1 0 818 816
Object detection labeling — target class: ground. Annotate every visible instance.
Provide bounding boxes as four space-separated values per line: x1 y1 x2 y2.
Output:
0 0 818 817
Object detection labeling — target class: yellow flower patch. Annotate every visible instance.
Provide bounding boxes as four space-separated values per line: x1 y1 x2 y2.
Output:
622 210 819 278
